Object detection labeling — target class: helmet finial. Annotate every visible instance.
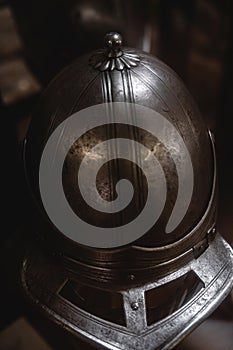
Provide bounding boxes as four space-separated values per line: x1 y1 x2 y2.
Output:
104 32 123 58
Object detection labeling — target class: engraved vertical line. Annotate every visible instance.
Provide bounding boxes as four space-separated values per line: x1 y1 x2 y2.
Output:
107 71 122 226
127 69 145 210
101 72 114 213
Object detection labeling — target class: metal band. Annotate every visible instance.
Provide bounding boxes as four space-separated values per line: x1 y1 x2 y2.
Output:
21 234 233 350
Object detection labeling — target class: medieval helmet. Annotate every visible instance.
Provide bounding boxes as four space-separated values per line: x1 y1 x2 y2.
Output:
22 32 233 349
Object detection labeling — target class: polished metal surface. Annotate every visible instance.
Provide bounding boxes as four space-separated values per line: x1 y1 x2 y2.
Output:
24 32 215 280
21 32 233 349
21 234 233 350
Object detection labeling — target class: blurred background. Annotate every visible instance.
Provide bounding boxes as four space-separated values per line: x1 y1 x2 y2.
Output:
0 0 232 349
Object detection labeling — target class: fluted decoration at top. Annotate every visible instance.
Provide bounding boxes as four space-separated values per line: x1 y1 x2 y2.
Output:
89 32 140 71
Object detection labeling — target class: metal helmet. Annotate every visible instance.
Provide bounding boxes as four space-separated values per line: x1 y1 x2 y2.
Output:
22 32 233 350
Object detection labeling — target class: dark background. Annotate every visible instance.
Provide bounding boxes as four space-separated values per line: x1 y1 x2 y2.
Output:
0 0 232 349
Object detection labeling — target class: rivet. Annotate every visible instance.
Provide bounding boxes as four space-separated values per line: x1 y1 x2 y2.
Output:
128 274 135 281
131 302 139 311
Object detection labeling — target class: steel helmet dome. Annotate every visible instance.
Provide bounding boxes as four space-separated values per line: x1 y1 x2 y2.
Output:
22 32 233 350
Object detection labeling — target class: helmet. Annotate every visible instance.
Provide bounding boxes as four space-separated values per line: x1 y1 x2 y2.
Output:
22 32 233 349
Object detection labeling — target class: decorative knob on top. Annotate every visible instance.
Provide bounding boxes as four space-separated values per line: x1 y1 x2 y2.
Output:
104 32 123 58
89 31 140 71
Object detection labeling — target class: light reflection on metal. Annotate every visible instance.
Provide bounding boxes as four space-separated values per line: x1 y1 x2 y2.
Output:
22 31 233 350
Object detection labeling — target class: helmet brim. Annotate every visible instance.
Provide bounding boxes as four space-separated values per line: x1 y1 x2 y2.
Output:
21 233 233 350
